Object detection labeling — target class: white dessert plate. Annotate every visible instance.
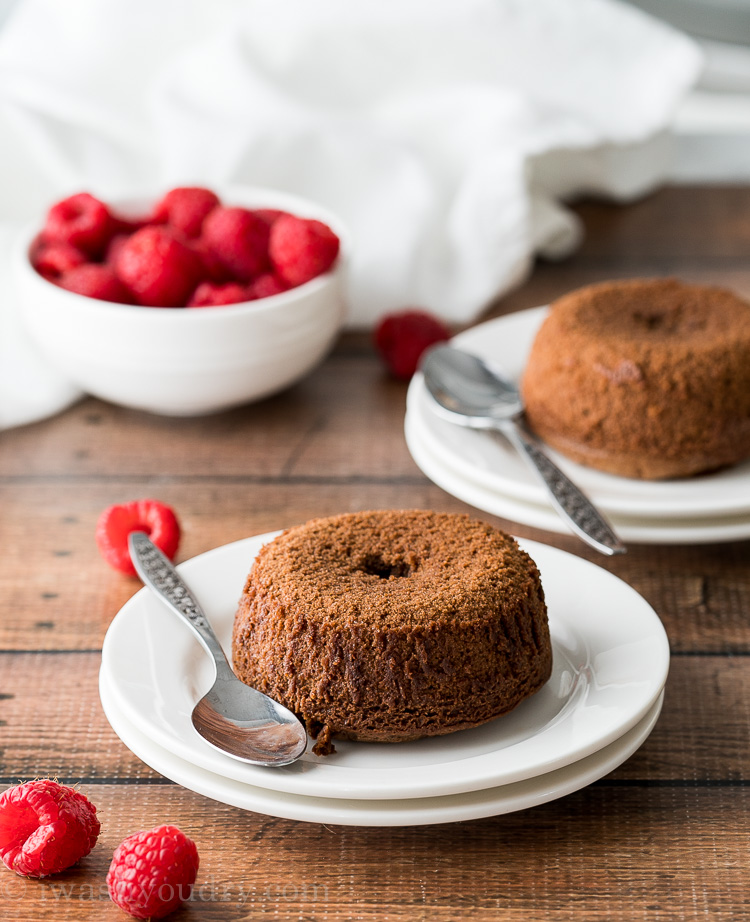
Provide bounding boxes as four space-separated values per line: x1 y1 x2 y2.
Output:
100 532 669 800
99 669 664 827
407 306 750 520
405 412 750 545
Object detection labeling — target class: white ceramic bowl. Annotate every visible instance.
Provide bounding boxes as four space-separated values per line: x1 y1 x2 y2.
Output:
13 187 349 416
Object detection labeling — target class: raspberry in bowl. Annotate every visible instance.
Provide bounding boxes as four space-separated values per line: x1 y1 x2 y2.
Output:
13 186 348 415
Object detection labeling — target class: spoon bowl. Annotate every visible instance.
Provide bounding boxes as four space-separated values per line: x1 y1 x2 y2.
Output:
128 532 308 767
421 344 523 425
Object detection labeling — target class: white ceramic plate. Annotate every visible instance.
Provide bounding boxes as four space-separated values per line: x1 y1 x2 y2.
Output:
99 670 664 827
407 307 750 520
405 412 750 545
100 532 669 800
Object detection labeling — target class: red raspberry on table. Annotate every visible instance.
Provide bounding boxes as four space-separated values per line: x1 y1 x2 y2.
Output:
269 214 340 287
374 309 452 380
106 824 199 920
114 226 206 307
95 499 180 576
31 239 87 281
43 192 114 258
246 272 290 300
187 281 249 307
152 186 220 239
202 206 271 281
58 264 134 304
0 780 100 878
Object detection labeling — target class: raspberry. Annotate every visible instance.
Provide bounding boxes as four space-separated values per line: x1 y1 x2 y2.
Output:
96 499 180 576
152 187 220 239
254 208 288 226
202 206 270 281
31 239 87 281
43 192 114 258
269 215 340 287
111 213 149 235
106 824 199 920
59 264 134 303
187 281 249 307
246 272 290 300
0 780 100 878
189 237 234 282
374 309 452 379
105 232 131 266
114 226 206 307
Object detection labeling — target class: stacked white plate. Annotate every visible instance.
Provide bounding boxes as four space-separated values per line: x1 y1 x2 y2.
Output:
100 532 669 826
406 306 750 545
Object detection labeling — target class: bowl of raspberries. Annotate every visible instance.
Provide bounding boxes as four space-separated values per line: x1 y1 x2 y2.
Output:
14 185 347 415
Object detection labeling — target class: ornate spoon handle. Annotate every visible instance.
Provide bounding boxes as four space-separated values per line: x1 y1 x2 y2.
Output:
128 531 229 666
497 423 626 556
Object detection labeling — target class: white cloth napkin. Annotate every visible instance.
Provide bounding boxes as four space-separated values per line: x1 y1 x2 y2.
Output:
0 0 701 427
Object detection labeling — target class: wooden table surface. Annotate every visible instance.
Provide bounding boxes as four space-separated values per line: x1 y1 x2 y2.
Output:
1 186 749 920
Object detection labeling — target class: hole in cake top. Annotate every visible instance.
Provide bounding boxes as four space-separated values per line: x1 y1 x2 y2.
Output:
632 310 668 330
357 553 416 580
630 303 707 336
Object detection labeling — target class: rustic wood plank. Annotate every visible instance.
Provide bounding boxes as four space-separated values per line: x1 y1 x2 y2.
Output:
0 480 531 652
0 784 747 921
0 349 417 481
0 653 747 784
1 481 749 653
573 186 750 262
483 188 750 320
491 264 750 320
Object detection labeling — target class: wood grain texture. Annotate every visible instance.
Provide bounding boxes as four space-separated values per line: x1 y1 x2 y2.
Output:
1 480 747 653
0 785 747 921
2 187 750 920
0 352 416 480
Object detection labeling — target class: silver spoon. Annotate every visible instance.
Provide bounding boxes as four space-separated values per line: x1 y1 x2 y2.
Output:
420 344 626 556
128 531 308 766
